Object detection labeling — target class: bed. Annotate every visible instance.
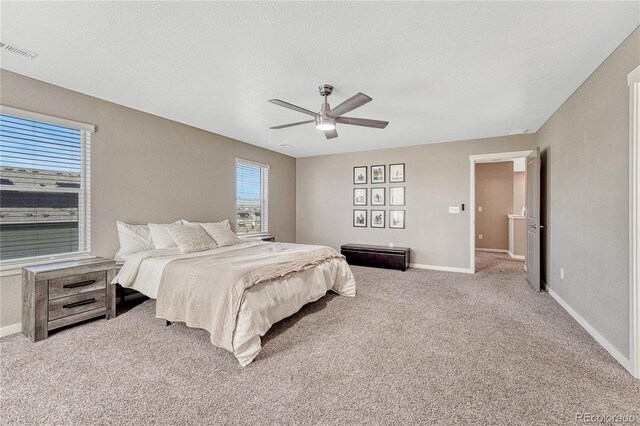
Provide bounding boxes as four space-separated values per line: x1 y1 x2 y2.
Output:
113 241 356 366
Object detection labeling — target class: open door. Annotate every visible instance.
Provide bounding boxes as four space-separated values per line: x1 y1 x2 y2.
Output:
526 147 541 291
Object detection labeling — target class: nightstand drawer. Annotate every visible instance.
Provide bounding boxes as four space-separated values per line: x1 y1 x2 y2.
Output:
48 289 106 321
48 271 106 300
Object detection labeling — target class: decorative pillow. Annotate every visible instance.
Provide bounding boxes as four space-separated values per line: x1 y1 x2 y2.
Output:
200 222 242 247
165 223 218 254
148 221 183 249
115 221 154 260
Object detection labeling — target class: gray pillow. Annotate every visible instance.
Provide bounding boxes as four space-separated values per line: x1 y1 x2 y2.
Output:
165 223 218 254
200 222 242 247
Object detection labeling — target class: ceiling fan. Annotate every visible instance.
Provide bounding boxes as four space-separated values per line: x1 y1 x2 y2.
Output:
268 84 389 139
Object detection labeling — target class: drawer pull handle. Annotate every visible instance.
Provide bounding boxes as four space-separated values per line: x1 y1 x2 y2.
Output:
63 279 96 289
63 298 95 309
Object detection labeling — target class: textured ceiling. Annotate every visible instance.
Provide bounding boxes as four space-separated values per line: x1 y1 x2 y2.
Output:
1 2 638 157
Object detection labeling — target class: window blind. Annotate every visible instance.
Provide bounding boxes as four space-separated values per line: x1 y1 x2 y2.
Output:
236 159 269 235
0 110 92 263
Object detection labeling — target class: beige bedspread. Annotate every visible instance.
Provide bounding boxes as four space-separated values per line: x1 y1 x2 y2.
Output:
155 242 344 351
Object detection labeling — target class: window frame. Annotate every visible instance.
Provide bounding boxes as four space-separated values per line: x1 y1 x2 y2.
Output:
235 158 270 237
0 105 94 272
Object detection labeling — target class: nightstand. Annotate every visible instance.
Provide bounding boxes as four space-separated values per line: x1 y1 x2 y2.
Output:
22 257 117 342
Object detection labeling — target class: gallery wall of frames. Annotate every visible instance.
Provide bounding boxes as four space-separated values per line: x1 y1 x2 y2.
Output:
352 163 405 229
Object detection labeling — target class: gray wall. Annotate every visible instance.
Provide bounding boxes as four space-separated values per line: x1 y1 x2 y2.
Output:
0 70 297 328
535 28 640 359
475 162 513 251
296 134 535 269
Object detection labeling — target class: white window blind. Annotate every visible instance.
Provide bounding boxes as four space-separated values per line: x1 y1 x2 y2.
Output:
236 159 269 235
0 107 92 264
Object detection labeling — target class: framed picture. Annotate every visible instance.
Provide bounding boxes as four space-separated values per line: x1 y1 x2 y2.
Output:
371 187 385 206
353 166 367 184
371 165 385 183
353 209 367 227
389 210 405 229
389 163 405 183
371 210 385 228
389 187 405 206
353 188 367 206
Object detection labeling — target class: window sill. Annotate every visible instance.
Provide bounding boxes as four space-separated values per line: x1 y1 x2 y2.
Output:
0 254 96 278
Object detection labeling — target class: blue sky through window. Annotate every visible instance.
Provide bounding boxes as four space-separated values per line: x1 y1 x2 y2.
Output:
236 162 261 205
0 114 82 173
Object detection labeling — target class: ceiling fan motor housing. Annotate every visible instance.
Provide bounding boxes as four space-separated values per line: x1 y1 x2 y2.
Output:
319 84 334 97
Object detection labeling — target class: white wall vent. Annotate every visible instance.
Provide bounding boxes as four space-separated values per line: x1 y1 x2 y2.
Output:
0 42 38 59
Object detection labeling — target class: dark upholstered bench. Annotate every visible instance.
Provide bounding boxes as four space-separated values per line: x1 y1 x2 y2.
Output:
340 244 410 271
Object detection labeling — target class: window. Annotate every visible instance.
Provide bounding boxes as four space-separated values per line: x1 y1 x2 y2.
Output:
236 159 269 235
0 106 93 265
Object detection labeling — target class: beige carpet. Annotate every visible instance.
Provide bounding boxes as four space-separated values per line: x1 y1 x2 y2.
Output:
2 254 639 425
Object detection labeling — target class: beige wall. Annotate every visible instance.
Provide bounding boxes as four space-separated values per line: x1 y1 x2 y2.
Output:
475 162 513 251
0 70 297 329
296 134 535 269
535 27 640 359
513 171 526 215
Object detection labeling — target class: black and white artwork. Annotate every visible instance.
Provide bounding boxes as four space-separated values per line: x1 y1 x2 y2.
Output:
371 187 385 206
353 209 367 227
389 210 405 229
371 165 385 183
389 163 405 183
371 210 385 228
353 166 367 184
389 187 405 206
353 188 367 206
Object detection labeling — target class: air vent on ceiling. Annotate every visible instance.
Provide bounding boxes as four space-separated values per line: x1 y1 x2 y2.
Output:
0 42 38 59
507 128 528 135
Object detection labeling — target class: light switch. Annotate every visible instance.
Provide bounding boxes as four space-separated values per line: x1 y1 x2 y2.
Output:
478 206 483 212
449 206 460 214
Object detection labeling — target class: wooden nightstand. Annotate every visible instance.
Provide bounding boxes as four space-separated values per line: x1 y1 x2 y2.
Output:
22 257 117 342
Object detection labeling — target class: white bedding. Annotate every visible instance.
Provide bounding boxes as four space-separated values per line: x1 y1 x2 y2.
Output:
113 242 356 366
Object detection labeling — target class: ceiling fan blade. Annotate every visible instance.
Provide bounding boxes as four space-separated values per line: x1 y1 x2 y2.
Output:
336 117 389 129
268 99 318 117
270 119 315 129
328 93 372 117
324 128 338 139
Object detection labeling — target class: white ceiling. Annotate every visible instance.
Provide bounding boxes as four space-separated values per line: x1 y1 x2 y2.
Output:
1 2 638 158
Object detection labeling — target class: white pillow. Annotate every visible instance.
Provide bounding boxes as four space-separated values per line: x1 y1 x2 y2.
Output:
148 221 182 249
200 222 242 247
165 223 218 254
115 221 154 259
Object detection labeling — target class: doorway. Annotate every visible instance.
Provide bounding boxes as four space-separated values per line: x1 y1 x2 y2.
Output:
469 150 536 280
474 159 527 272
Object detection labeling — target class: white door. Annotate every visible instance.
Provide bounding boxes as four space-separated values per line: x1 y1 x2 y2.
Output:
526 147 541 291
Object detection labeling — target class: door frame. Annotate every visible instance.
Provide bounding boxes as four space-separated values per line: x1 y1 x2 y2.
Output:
469 150 534 274
628 64 640 379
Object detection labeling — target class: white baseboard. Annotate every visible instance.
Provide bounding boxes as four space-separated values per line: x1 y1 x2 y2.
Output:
410 263 474 274
507 251 525 260
548 288 633 374
476 248 509 253
0 323 21 338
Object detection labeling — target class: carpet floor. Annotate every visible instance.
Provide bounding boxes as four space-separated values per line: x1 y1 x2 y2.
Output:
2 254 639 425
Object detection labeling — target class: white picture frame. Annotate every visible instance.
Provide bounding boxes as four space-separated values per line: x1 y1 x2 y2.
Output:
353 188 367 206
371 210 385 228
371 187 385 206
389 187 405 206
389 163 405 183
389 210 405 229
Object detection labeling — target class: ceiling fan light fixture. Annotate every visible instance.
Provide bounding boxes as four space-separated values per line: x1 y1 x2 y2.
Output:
315 116 335 131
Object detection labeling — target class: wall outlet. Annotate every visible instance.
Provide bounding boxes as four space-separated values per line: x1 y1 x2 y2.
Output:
478 206 483 212
560 268 564 280
479 234 483 240
449 206 460 214
389 243 394 248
